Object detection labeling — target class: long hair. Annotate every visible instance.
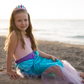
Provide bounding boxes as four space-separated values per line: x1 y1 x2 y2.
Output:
4 7 38 51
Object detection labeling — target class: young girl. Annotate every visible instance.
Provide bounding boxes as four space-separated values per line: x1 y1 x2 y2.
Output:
4 5 84 84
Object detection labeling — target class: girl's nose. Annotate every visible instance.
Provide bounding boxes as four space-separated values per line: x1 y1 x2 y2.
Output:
21 21 25 24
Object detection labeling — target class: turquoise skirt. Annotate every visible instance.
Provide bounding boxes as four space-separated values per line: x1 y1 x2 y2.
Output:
15 51 83 84
15 51 63 77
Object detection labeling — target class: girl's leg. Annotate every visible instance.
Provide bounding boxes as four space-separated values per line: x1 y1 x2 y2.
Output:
44 66 63 79
44 66 84 83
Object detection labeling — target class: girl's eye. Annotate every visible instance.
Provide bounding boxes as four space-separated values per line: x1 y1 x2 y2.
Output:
24 19 28 21
18 20 21 22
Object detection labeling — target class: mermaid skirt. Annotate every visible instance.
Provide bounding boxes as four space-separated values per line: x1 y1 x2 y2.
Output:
15 51 83 84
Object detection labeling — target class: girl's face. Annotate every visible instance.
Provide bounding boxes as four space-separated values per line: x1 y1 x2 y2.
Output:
14 12 29 32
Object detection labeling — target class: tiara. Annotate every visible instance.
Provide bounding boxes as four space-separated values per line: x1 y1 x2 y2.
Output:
17 5 25 8
13 5 27 14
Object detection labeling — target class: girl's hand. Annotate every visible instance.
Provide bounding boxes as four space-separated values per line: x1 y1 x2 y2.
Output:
50 56 57 62
7 71 19 80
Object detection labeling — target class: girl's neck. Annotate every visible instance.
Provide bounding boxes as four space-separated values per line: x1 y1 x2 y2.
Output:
21 31 25 35
21 31 28 38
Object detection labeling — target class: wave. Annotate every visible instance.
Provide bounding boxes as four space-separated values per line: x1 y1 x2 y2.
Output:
71 36 84 39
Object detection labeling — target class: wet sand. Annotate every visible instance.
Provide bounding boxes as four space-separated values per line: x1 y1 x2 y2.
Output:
0 36 84 72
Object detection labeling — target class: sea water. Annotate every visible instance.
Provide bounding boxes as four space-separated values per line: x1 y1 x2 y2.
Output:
0 19 84 45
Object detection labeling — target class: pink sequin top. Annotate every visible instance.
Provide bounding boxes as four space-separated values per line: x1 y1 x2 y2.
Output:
13 37 33 61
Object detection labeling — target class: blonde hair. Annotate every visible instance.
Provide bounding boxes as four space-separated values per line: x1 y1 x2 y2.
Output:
4 7 38 51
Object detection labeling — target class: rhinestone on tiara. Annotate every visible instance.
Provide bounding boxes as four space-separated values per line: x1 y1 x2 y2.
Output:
17 5 25 8
13 5 27 14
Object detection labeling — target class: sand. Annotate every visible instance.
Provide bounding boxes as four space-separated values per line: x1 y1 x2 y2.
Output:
0 36 84 72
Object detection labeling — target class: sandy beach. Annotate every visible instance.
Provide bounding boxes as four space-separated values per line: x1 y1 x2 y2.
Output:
0 36 84 73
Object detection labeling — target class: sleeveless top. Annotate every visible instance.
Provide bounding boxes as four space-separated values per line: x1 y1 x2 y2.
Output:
13 37 33 61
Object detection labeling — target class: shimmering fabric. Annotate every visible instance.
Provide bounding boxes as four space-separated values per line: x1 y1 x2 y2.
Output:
42 60 83 84
15 51 63 77
15 51 83 84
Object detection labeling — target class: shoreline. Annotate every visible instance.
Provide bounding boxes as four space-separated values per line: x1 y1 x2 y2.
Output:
0 31 84 46
0 36 84 72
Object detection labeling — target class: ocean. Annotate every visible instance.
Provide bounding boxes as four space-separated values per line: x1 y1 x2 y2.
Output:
0 19 84 45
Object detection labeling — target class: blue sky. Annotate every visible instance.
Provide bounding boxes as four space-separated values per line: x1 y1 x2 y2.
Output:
0 0 84 19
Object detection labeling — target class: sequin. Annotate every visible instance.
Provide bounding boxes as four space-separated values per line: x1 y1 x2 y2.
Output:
15 51 63 77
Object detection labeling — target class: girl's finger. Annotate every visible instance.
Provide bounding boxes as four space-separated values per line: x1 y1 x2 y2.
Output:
53 59 55 62
15 72 19 79
16 73 20 79
8 73 12 80
13 74 17 80
10 75 12 80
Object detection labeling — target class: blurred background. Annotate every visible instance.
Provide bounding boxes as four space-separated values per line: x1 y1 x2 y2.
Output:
0 0 84 45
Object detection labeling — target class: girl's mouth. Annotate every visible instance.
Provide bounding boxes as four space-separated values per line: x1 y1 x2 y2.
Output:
21 26 26 28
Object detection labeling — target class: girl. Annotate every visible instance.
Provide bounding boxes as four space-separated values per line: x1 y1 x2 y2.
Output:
4 5 84 84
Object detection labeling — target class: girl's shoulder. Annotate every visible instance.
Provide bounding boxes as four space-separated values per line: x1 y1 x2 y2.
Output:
9 30 18 40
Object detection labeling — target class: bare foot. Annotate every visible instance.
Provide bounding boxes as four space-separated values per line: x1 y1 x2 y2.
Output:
79 72 84 79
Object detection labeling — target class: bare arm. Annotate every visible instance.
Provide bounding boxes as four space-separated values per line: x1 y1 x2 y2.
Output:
38 49 52 59
38 49 57 61
6 31 19 80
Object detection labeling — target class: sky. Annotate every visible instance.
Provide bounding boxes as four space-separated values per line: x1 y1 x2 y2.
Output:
0 0 84 20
